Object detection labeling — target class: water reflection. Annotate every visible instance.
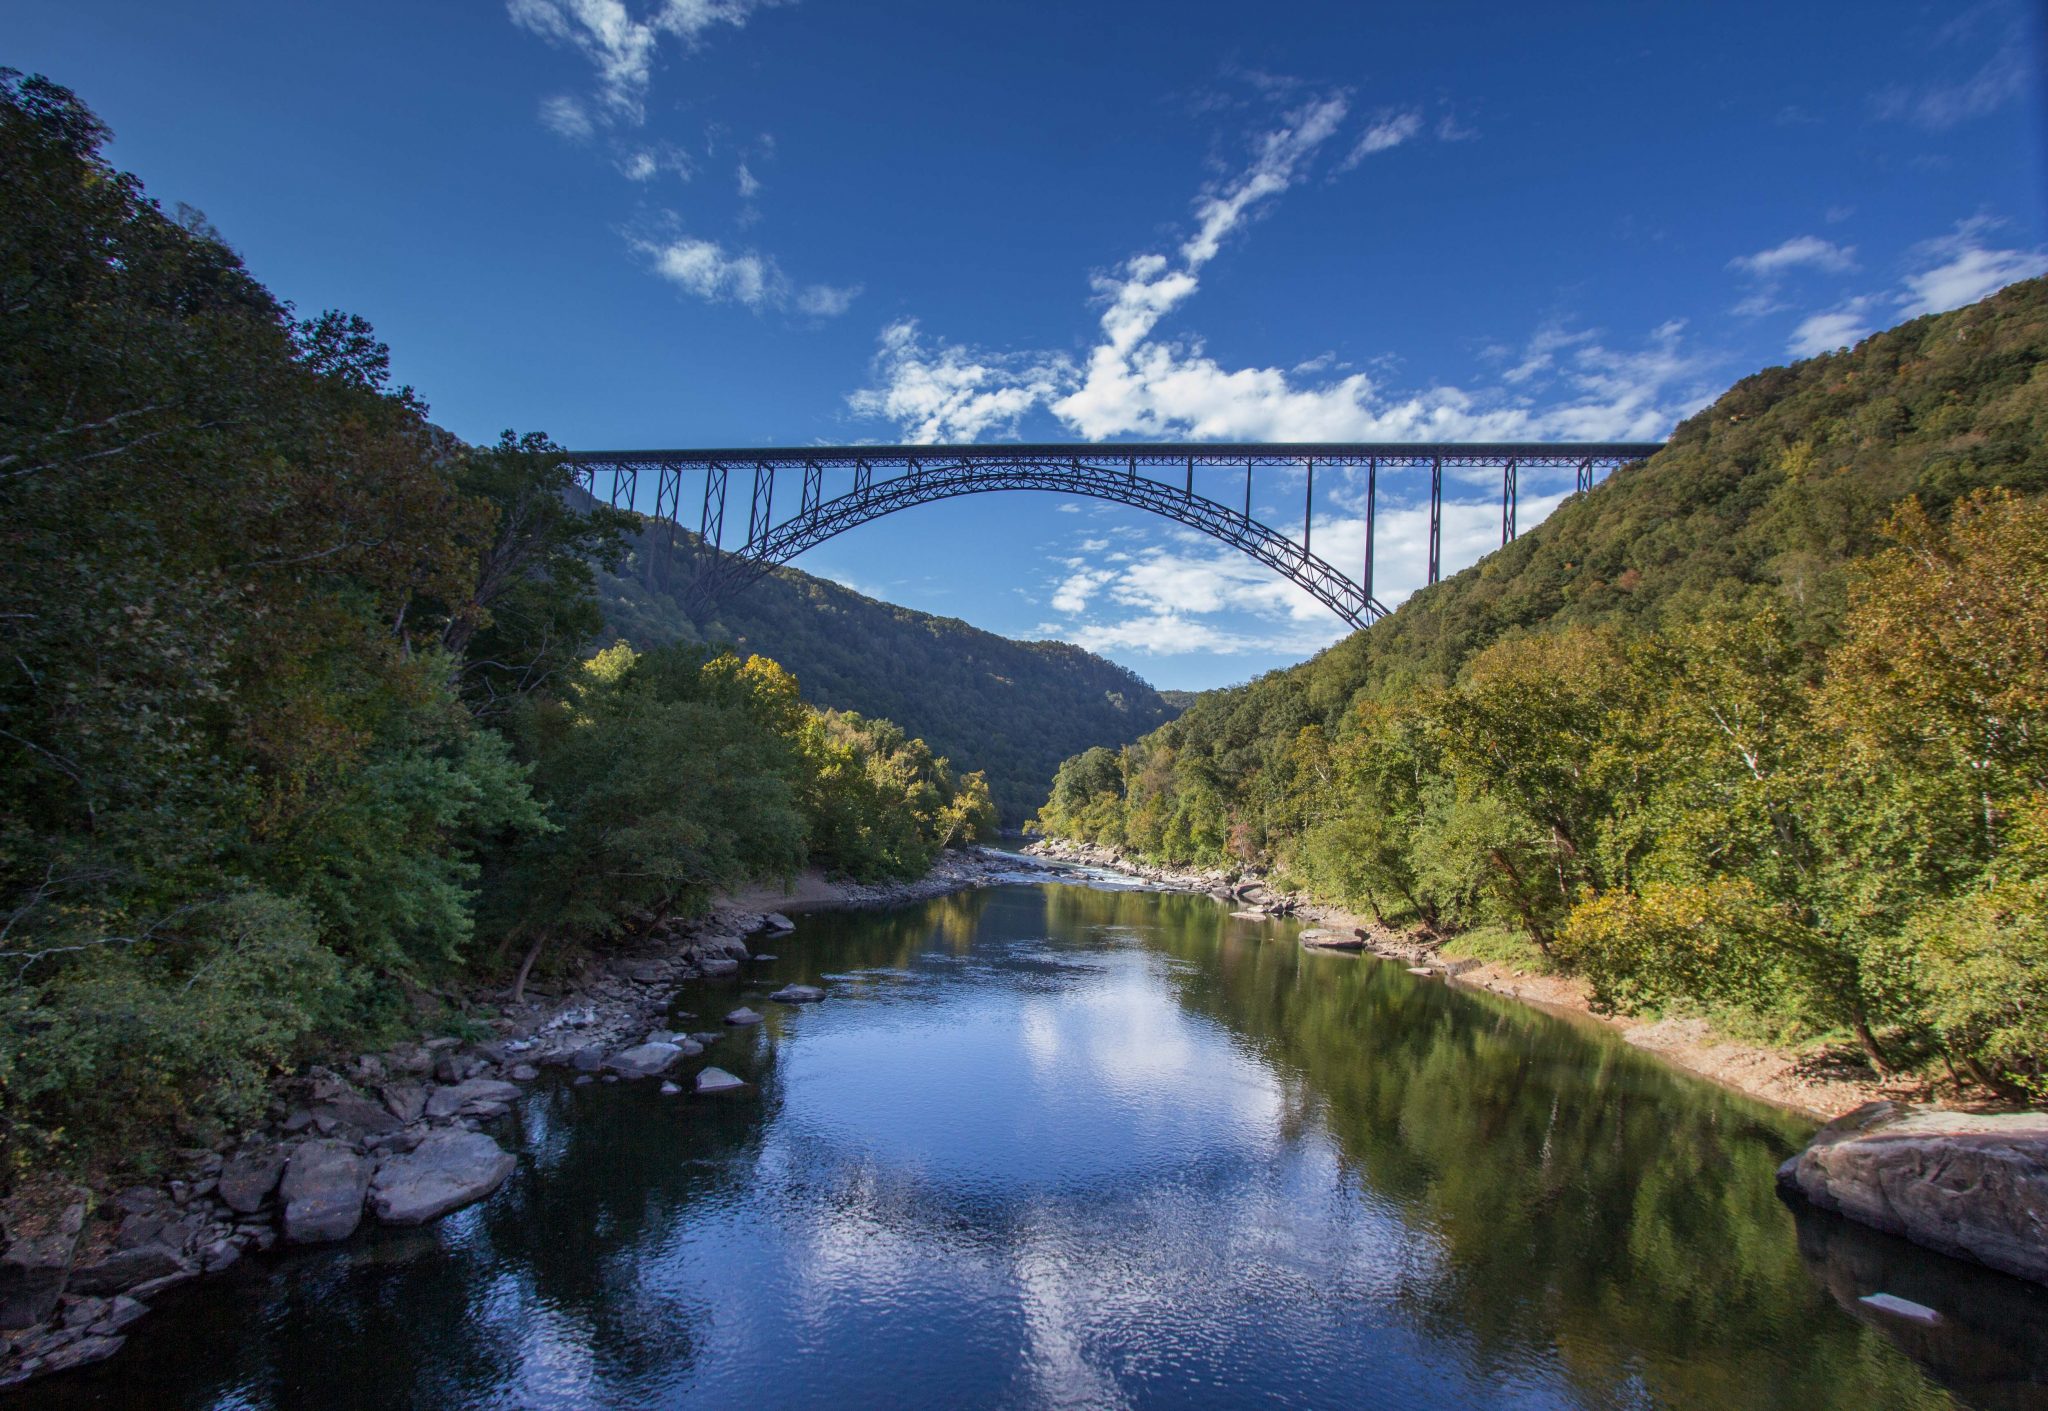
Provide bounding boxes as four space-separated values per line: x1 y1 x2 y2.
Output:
27 883 2048 1410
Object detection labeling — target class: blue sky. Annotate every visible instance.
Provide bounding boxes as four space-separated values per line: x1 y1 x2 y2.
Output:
14 0 2046 689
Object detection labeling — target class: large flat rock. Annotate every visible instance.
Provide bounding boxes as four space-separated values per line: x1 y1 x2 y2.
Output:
423 1078 522 1120
280 1139 373 1245
368 1131 516 1226
1778 1101 2048 1286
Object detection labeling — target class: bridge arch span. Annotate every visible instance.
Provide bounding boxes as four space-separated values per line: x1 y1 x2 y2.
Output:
748 456 1373 628
566 442 1661 630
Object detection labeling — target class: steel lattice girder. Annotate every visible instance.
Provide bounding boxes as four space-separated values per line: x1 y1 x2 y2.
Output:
703 461 1377 629
565 441 1661 628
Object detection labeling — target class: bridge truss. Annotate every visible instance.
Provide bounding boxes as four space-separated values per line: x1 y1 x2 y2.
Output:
565 442 1660 631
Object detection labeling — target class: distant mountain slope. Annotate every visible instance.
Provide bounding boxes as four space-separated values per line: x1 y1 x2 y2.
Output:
593 535 1177 826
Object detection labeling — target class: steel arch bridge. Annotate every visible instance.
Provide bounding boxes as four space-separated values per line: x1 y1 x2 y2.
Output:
566 442 1661 631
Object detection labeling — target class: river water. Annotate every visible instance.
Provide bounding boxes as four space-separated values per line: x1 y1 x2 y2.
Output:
29 880 2048 1410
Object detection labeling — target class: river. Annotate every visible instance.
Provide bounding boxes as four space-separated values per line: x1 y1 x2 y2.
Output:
27 879 2048 1409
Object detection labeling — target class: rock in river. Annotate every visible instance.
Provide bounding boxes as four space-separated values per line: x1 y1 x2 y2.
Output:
1778 1101 2048 1286
604 1042 683 1079
280 1139 373 1244
368 1131 516 1226
695 1067 746 1094
769 984 825 1004
724 1007 763 1026
763 912 796 932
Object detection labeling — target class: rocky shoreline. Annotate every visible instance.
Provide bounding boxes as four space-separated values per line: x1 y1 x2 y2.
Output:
0 848 1020 1391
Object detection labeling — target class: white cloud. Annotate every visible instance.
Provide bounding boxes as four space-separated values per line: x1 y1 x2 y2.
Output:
1180 94 1349 268
1337 109 1422 169
508 0 770 124
795 282 862 317
737 161 762 198
538 94 595 140
1050 567 1119 614
635 233 859 316
1895 219 2048 318
848 321 1072 442
1730 235 1857 277
616 141 691 181
1788 301 1874 358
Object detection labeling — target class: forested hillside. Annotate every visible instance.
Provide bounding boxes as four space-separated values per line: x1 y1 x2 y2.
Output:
0 75 990 1173
1039 278 2048 1095
594 538 1178 826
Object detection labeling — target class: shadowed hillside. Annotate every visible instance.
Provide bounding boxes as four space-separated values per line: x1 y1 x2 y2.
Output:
593 532 1179 826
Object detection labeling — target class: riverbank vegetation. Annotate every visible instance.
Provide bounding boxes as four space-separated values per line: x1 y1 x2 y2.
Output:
1038 277 2048 1098
0 74 990 1176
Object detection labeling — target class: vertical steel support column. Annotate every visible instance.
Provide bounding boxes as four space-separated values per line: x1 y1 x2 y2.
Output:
1303 458 1314 556
1128 453 1137 485
701 461 727 548
1363 456 1377 608
1502 457 1518 546
609 465 637 511
1184 454 1194 497
747 462 774 549
854 458 872 496
1243 461 1252 524
1577 456 1593 494
1428 454 1443 585
656 463 682 553
802 460 823 518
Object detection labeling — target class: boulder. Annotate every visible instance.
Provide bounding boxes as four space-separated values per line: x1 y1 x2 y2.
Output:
507 1064 540 1083
310 1093 403 1137
423 1078 522 1121
279 1140 372 1245
217 1148 286 1216
768 984 826 1005
763 912 797 933
1779 1101 2048 1286
367 1131 515 1226
66 1244 186 1296
603 1042 683 1079
1299 928 1365 951
695 1067 747 1094
380 1083 428 1123
699 957 740 977
0 1193 86 1328
1229 910 1269 922
723 1007 763 1026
